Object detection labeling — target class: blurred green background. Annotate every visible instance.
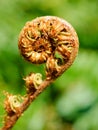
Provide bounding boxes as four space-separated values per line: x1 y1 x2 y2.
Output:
0 0 98 130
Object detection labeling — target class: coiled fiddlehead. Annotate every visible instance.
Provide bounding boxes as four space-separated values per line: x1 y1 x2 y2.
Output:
1 16 79 130
18 16 79 79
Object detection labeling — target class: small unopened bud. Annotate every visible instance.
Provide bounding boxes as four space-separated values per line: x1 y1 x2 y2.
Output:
4 93 23 114
24 73 43 93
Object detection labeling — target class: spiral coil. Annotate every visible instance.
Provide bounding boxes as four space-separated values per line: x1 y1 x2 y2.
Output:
18 16 79 78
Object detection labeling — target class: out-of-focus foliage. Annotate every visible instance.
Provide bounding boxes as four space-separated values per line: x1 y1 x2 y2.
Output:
0 0 98 129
